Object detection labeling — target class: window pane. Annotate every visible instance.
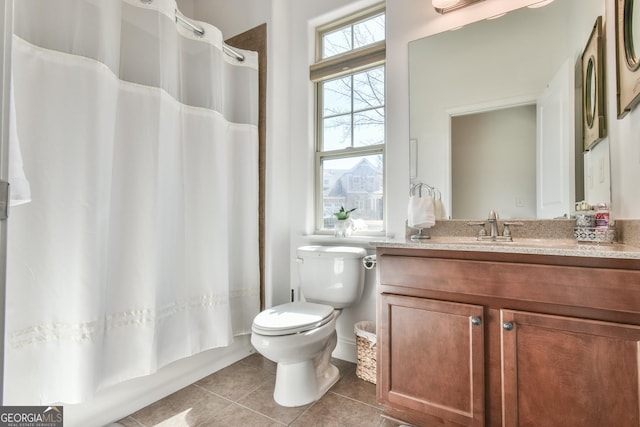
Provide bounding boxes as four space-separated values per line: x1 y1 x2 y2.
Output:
322 154 383 232
353 14 385 49
323 27 352 58
323 77 352 116
353 67 384 111
354 108 384 147
316 10 385 234
323 115 352 151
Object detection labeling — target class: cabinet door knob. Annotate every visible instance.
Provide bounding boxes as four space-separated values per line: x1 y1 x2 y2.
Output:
503 321 514 331
471 316 482 326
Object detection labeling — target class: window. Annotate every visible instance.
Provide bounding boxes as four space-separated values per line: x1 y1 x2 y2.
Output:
311 5 385 234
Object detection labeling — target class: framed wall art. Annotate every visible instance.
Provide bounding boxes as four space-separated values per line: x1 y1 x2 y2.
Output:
616 0 640 118
582 16 605 150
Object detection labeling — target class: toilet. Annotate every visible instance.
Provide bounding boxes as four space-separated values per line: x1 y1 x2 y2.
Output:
250 245 367 407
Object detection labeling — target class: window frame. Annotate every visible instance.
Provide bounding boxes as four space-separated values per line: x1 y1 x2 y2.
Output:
311 4 386 235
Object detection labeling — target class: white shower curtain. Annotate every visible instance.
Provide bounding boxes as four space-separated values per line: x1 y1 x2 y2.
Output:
5 0 260 404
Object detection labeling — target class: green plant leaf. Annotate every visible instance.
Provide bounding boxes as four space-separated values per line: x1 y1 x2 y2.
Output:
333 206 356 219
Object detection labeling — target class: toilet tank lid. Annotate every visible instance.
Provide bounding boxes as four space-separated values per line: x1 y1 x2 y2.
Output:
297 245 367 258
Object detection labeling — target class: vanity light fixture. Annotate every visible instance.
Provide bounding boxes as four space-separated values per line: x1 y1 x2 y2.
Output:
487 12 507 20
528 0 555 8
432 0 485 14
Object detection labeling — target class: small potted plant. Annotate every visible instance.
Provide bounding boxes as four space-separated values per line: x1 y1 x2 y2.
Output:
333 206 356 237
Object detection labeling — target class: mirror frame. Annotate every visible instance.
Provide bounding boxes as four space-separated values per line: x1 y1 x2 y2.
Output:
583 16 605 150
616 0 640 117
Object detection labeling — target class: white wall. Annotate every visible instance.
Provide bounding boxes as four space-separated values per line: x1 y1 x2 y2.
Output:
452 106 537 219
585 141 611 206
602 0 640 218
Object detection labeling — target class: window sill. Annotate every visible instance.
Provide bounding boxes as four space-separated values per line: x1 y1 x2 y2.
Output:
302 232 392 248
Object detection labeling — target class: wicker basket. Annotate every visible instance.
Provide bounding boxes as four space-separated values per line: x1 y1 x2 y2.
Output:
354 321 377 384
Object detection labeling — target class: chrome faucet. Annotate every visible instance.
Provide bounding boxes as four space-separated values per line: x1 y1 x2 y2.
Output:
488 209 499 238
467 210 522 242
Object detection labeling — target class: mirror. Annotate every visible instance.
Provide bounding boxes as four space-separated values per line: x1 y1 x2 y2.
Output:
409 0 610 220
586 59 596 128
625 0 640 68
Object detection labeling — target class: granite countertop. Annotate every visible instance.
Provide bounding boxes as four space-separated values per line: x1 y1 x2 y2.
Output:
372 236 640 260
370 219 640 260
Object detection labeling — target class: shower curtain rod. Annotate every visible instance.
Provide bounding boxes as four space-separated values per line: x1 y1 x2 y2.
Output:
174 10 245 62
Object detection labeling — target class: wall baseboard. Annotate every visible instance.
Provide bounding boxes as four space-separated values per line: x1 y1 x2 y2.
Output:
333 336 357 364
65 335 254 427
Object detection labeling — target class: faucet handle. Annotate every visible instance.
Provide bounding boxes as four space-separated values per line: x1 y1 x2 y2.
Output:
502 222 523 238
467 222 487 238
467 221 485 227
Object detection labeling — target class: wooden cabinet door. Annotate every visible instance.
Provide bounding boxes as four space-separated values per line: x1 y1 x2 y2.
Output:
379 294 485 426
501 310 640 427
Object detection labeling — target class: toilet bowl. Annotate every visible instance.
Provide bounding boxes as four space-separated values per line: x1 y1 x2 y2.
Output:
250 246 367 407
251 302 340 407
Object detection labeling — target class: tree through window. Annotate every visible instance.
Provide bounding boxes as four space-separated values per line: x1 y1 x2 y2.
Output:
312 6 385 233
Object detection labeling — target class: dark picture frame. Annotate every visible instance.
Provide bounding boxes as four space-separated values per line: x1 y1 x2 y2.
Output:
582 16 606 150
616 0 640 118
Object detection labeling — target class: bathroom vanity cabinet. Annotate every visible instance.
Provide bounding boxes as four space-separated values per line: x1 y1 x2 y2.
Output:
375 245 640 427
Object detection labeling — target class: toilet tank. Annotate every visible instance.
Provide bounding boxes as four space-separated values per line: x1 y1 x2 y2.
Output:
296 246 367 308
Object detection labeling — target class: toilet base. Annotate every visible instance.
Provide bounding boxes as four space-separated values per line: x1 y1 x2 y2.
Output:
273 360 339 407
272 330 339 407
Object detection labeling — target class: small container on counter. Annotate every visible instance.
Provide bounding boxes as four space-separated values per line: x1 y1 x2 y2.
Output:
575 211 596 228
595 203 610 228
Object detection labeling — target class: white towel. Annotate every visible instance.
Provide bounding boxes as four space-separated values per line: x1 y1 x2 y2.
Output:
408 195 436 228
434 197 447 220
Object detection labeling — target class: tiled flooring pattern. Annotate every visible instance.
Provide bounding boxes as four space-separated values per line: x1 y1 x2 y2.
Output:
117 352 403 426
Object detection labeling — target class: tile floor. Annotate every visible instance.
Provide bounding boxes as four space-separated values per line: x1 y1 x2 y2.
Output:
116 352 403 427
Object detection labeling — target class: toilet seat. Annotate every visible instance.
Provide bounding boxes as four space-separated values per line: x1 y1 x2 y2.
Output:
252 302 335 336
